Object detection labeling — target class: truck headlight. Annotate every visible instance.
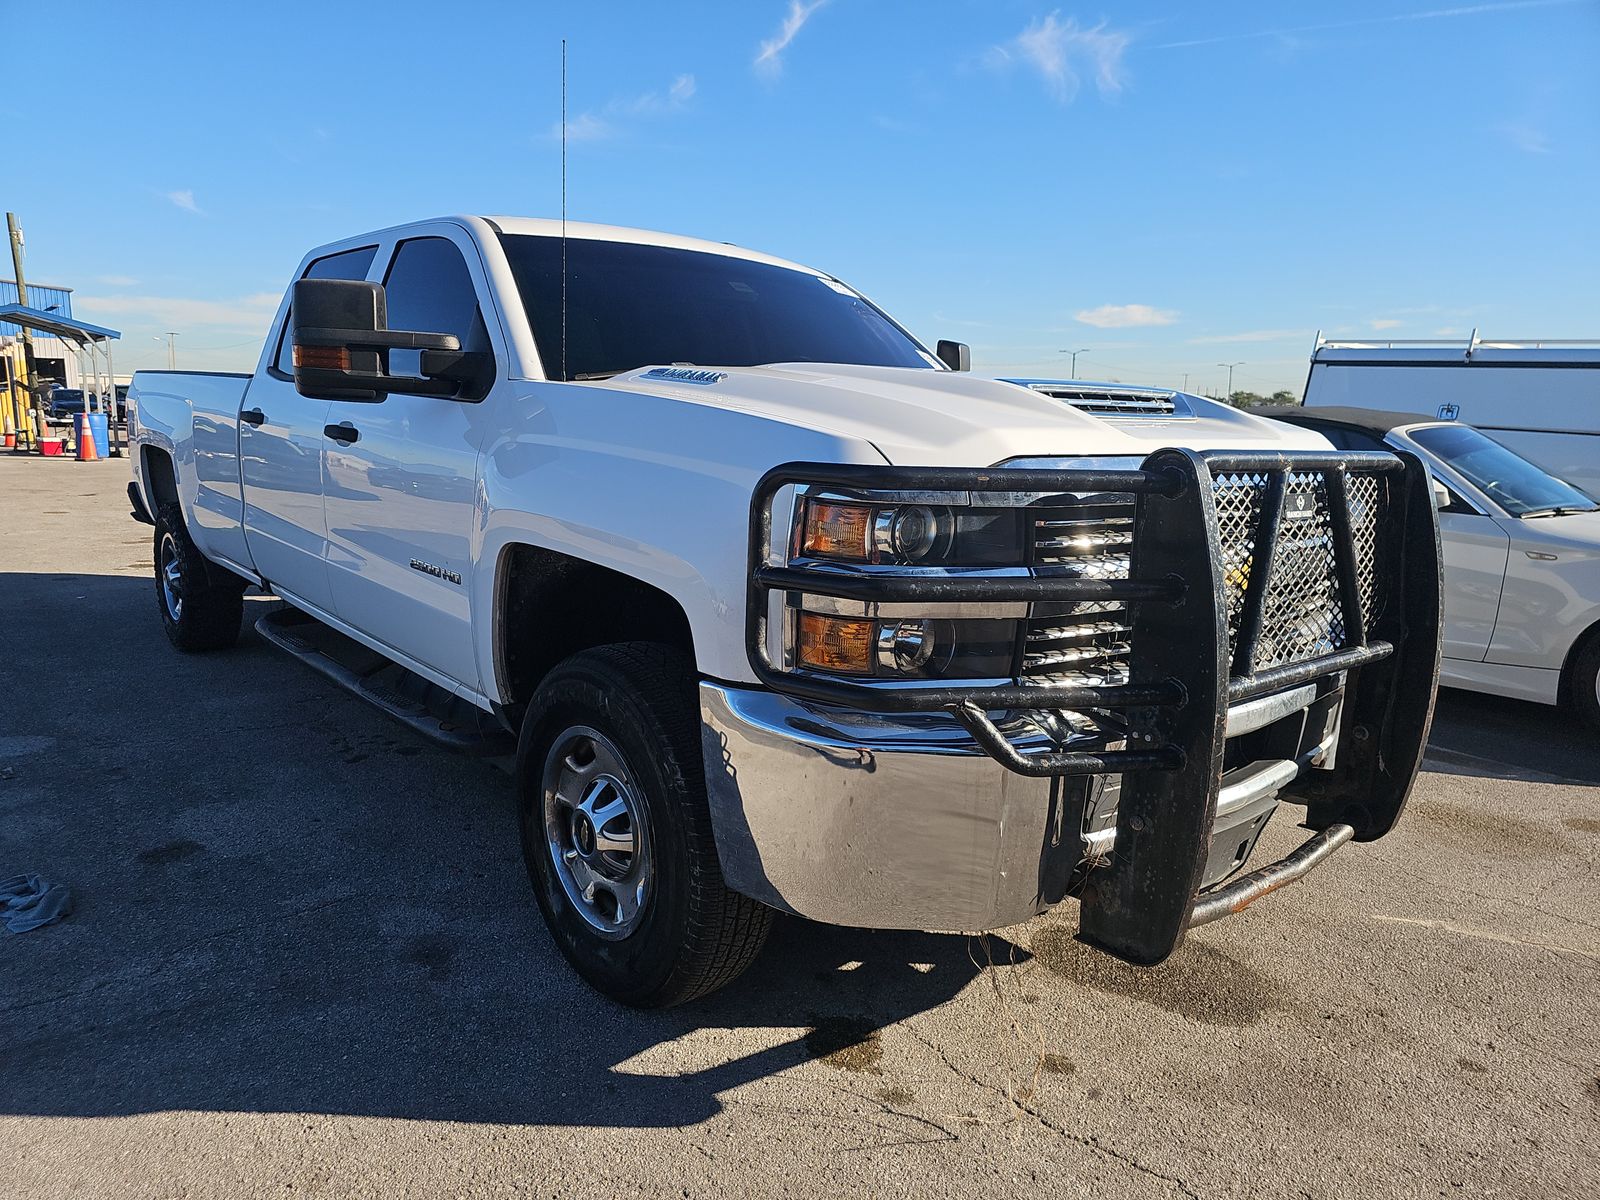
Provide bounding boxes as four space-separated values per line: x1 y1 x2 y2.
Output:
797 499 1023 567
796 613 1015 678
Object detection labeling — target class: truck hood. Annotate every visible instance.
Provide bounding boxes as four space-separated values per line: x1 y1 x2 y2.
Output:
602 363 1332 465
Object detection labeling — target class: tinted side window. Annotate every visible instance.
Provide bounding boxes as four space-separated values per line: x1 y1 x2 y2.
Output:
382 237 489 354
273 246 378 373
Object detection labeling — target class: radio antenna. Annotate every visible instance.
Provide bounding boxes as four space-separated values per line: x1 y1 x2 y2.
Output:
561 38 568 382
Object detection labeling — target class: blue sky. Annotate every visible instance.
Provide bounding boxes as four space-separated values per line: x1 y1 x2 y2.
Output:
7 0 1596 395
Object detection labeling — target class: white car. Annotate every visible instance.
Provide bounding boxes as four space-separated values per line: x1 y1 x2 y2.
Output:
126 216 1443 1004
1271 406 1600 727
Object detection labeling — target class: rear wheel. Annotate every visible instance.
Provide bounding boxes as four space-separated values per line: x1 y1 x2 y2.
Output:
517 643 771 1007
1565 629 1600 731
153 502 245 652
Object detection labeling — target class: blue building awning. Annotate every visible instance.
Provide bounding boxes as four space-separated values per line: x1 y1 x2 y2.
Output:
0 304 119 344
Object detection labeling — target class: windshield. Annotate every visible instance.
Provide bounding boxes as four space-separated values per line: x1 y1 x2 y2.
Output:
1409 424 1598 515
499 234 933 382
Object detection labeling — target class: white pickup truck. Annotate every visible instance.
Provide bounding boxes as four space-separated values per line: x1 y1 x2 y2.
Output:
128 216 1442 1006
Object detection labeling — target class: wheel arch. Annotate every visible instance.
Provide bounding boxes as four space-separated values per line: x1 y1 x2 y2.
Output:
142 443 180 510
491 541 697 723
1558 612 1600 704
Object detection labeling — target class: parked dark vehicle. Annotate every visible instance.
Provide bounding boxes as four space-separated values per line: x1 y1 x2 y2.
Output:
45 389 105 424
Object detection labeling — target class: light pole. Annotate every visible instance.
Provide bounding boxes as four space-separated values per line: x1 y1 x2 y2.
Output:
1059 347 1092 377
155 333 178 369
1217 361 1243 403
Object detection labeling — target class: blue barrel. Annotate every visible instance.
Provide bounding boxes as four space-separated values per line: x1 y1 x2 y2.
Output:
72 412 111 460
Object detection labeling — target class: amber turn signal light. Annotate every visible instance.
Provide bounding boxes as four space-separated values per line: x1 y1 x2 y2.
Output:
797 613 875 674
800 501 873 560
292 345 350 370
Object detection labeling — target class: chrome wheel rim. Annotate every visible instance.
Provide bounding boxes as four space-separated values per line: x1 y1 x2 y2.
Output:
158 534 184 621
541 726 651 939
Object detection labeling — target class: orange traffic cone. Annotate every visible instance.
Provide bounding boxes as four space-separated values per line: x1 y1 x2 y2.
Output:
75 414 99 462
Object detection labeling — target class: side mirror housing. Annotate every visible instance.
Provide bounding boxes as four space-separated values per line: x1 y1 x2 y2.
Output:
1430 477 1452 511
936 340 971 372
291 279 488 401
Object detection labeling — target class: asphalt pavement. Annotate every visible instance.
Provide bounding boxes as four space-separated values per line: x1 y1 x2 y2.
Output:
2 452 1596 1199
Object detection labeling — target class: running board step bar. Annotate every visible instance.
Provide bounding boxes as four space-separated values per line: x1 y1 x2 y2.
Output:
254 607 515 757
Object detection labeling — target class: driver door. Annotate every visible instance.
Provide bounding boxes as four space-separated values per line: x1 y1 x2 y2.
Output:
320 232 496 692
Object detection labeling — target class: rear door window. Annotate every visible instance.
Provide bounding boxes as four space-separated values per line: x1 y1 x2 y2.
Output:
272 246 378 374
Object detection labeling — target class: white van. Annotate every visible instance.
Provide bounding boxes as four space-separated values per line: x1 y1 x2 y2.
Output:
1303 333 1600 498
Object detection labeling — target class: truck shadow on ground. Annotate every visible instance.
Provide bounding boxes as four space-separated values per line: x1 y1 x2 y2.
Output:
0 572 1021 1128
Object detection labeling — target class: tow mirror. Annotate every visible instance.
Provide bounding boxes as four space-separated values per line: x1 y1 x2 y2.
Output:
936 340 971 372
1430 477 1451 511
291 279 489 402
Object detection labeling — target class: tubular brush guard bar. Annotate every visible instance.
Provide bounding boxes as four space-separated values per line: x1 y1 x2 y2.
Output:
747 448 1442 965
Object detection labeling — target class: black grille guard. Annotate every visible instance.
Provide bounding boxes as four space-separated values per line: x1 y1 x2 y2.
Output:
747 447 1443 963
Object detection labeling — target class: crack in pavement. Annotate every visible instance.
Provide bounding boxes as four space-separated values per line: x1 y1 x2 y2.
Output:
903 1024 1202 1199
1371 914 1599 966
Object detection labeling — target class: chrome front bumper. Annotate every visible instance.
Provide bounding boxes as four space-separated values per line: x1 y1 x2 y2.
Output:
699 678 1343 932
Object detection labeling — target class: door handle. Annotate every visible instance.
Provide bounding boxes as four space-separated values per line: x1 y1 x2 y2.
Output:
239 407 266 426
323 422 360 445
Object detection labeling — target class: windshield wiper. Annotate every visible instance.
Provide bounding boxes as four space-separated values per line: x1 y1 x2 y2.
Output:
572 370 627 381
1520 505 1600 518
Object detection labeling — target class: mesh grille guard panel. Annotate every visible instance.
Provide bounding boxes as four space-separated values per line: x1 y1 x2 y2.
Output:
1212 470 1388 675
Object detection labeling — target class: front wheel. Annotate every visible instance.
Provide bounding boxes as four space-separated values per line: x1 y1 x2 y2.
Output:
517 643 771 1007
1566 630 1600 731
153 502 245 652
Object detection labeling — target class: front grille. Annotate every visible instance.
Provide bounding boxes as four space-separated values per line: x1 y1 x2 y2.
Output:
1023 497 1135 685
1023 471 1389 684
1025 385 1179 416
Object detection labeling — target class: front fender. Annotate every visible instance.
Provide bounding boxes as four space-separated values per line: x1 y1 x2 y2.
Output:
473 383 887 694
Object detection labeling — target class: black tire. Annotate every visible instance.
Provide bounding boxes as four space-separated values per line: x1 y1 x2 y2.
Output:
1565 629 1600 731
153 502 245 653
517 642 771 1007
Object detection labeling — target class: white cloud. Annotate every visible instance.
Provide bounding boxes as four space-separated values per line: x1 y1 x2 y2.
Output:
1153 0 1581 50
95 274 138 287
1076 304 1177 329
551 74 696 142
165 189 203 215
75 291 281 330
1369 318 1403 330
1493 121 1551 154
755 0 829 78
985 13 1130 103
562 112 615 143
621 73 696 116
1187 328 1307 344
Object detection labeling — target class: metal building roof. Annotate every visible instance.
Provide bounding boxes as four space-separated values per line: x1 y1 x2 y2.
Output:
0 279 73 338
0 304 119 343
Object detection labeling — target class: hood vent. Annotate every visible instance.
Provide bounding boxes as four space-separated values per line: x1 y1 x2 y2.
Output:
1007 380 1188 417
